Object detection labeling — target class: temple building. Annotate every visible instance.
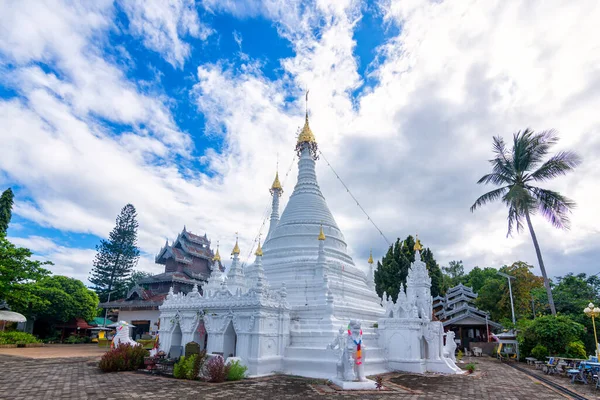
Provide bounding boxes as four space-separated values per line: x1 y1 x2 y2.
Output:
100 227 221 339
433 283 502 350
157 105 462 378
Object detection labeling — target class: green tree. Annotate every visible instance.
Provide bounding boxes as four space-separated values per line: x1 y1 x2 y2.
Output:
125 270 153 290
0 235 51 308
12 275 99 338
521 315 585 357
471 129 582 315
461 267 498 293
90 204 140 302
552 273 600 315
441 260 465 290
23 276 99 321
375 235 443 301
0 188 14 235
475 262 544 322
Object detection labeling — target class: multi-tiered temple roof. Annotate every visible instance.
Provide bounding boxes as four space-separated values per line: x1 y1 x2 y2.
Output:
101 226 219 311
433 283 502 329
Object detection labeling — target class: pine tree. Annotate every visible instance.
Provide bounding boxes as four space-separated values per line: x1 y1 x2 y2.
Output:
90 204 140 302
374 235 443 301
0 188 14 235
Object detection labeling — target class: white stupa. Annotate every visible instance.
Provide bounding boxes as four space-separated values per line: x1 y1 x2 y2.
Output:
157 105 461 379
260 113 384 322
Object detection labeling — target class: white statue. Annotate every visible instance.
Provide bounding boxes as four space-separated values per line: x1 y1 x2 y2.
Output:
327 327 347 379
111 321 140 349
345 320 367 382
423 323 441 360
443 331 457 363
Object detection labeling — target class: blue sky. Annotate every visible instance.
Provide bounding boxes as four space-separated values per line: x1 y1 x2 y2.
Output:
1 0 599 284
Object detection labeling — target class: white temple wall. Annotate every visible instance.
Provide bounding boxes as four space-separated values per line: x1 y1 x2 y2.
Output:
118 310 160 334
378 318 427 373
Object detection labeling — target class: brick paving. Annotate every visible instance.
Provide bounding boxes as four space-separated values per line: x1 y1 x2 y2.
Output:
0 353 568 400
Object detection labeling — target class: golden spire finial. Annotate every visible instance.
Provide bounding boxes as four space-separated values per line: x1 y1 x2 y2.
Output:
213 241 221 262
318 224 326 241
231 232 240 255
414 234 423 252
368 248 374 264
297 89 316 145
271 171 282 191
255 234 263 257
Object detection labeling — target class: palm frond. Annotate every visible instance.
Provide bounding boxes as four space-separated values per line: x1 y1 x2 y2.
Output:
512 129 559 173
506 204 525 237
470 186 510 212
530 187 576 230
476 172 512 186
492 136 510 160
528 130 559 168
530 151 582 182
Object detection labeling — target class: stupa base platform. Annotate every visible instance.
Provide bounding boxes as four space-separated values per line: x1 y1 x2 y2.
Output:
331 377 378 390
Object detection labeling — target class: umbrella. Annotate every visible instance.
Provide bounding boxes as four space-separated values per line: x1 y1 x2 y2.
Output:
0 310 27 331
0 310 26 323
107 321 135 328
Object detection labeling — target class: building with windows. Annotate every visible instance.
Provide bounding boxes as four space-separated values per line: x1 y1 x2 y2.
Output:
433 283 502 350
100 227 221 339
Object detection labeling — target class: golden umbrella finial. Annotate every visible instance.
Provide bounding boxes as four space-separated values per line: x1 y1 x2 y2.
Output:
255 233 263 257
414 234 423 252
318 223 326 241
231 232 240 255
213 240 221 262
368 249 374 264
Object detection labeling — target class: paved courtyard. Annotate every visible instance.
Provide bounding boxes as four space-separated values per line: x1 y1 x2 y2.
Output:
0 351 570 400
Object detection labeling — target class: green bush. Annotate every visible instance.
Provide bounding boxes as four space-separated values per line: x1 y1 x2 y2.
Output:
457 350 464 361
173 351 207 380
98 343 148 372
0 331 41 345
531 344 548 360
565 341 587 359
173 356 187 379
63 335 91 344
465 363 476 373
227 360 248 381
521 315 585 357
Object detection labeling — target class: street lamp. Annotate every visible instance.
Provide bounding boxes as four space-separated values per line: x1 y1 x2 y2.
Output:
584 302 600 358
103 290 119 328
497 271 516 326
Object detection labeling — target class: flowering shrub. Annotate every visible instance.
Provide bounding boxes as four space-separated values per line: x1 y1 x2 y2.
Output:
99 343 148 372
0 331 41 345
226 360 247 381
205 355 230 383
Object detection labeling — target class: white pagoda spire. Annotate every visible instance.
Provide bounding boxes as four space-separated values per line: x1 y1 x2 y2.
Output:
204 242 226 297
260 103 383 322
253 238 268 291
266 168 283 242
367 249 375 289
227 233 247 294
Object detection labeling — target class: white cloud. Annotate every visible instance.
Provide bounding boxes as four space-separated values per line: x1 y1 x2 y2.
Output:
1 0 600 288
7 235 161 284
120 0 213 68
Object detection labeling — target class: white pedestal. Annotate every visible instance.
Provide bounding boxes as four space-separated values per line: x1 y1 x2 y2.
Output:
330 378 378 390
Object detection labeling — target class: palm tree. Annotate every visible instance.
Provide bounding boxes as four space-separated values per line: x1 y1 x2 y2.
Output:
471 129 581 316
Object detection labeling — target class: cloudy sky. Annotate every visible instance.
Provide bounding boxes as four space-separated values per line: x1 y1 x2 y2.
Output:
1 0 599 284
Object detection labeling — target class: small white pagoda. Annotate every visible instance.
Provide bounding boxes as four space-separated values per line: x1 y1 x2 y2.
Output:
157 108 461 378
